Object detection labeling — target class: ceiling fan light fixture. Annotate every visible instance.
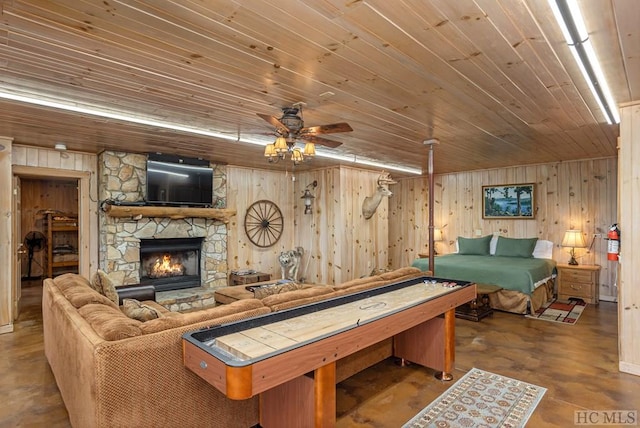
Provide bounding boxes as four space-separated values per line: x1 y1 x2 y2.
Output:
291 148 304 164
303 142 316 157
264 143 277 157
274 136 288 153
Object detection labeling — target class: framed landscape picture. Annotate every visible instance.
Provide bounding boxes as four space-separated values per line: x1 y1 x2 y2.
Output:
482 183 535 219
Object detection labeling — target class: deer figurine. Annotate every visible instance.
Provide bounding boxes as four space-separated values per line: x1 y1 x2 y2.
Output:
362 171 397 219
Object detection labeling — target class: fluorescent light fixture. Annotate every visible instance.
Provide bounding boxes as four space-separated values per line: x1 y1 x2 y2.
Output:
548 0 619 124
0 89 423 175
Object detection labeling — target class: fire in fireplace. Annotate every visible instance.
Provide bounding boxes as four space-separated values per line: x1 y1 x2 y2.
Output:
139 237 203 292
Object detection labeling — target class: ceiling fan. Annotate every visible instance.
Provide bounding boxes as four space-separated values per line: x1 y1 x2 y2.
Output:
257 103 353 163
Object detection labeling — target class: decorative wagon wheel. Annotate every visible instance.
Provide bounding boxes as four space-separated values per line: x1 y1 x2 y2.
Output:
244 200 284 247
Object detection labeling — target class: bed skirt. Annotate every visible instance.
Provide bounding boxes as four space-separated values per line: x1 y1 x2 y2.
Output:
488 277 555 314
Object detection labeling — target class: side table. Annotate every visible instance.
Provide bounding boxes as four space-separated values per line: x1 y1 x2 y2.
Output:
228 271 271 286
556 264 600 304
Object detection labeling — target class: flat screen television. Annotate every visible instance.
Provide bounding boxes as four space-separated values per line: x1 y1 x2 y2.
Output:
146 154 213 207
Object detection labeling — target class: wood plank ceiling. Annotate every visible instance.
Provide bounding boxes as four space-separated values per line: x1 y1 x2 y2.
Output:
0 0 637 176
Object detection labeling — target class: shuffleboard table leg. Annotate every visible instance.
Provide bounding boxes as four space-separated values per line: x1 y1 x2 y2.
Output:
435 308 455 381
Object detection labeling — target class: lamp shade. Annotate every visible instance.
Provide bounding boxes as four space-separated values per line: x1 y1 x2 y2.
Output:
562 230 586 248
434 228 443 242
303 142 316 157
274 136 288 153
264 143 276 157
291 148 303 163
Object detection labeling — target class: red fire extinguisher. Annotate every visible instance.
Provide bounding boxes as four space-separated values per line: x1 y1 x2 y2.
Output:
607 223 620 261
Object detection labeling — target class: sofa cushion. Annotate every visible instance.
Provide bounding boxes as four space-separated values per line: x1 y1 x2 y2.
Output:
180 299 266 325
261 286 334 309
122 298 162 322
253 282 305 299
60 281 119 310
53 273 93 292
332 276 375 290
377 266 422 281
138 312 186 334
78 303 143 341
331 280 389 296
91 270 119 304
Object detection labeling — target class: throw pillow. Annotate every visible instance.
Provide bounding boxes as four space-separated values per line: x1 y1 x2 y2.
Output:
457 235 492 255
91 270 119 305
121 298 162 322
78 304 143 341
494 236 539 258
253 282 304 299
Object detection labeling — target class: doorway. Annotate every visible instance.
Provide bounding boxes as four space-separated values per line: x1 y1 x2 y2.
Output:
12 165 91 322
20 178 79 285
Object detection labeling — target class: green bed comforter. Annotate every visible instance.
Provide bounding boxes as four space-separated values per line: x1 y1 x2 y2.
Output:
411 254 556 295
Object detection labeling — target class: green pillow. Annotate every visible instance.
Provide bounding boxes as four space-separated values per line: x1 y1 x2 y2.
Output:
494 236 538 258
457 235 492 255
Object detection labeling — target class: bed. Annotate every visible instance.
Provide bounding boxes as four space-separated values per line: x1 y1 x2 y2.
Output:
412 235 556 314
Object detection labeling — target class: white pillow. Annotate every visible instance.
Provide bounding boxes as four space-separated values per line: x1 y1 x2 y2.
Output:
532 239 553 259
489 235 499 255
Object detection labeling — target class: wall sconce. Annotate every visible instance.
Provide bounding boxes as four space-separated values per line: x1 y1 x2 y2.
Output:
54 142 69 159
561 229 586 265
301 180 317 215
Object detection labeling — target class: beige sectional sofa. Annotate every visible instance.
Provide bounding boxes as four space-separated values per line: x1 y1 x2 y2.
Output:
43 267 426 427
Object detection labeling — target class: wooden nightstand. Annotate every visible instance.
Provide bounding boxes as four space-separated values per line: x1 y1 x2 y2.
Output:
556 264 600 304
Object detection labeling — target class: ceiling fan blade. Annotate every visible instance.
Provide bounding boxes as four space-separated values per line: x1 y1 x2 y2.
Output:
301 135 343 148
257 113 291 134
300 122 353 135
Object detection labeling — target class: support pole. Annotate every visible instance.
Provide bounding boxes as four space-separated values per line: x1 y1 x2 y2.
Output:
423 139 439 275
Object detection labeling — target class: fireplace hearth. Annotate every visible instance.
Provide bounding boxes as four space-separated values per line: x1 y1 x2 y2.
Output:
139 237 203 292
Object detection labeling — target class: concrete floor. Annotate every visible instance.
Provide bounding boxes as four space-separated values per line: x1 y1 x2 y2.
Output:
1 281 639 427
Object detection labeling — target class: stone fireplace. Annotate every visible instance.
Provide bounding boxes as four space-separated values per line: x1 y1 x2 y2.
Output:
97 151 229 290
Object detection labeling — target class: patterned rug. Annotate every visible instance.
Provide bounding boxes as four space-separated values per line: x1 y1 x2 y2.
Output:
525 298 587 325
403 368 546 428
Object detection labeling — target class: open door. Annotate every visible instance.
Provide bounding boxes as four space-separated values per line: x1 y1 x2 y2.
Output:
12 175 23 320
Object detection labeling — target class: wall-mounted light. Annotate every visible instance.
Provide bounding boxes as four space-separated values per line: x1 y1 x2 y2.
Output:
301 180 317 214
54 142 69 158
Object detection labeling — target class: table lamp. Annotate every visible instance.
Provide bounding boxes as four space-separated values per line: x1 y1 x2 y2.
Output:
433 228 443 255
561 229 586 265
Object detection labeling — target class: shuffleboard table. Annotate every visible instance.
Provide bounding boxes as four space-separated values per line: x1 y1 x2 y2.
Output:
182 276 476 427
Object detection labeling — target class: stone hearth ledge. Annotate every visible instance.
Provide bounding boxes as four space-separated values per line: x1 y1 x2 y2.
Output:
156 287 218 312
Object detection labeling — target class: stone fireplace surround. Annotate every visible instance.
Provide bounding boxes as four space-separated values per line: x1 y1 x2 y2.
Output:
98 151 229 310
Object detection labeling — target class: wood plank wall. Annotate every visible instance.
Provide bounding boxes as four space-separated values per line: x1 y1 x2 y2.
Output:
389 157 618 301
227 165 391 285
226 166 296 278
618 102 639 376
294 167 391 285
0 137 14 332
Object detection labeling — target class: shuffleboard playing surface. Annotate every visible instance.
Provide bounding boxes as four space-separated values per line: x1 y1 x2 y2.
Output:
207 280 462 362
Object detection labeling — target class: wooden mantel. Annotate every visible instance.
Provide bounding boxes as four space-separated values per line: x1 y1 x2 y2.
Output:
103 204 236 223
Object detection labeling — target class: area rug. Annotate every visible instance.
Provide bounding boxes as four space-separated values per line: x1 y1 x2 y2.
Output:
525 298 587 325
402 368 546 428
